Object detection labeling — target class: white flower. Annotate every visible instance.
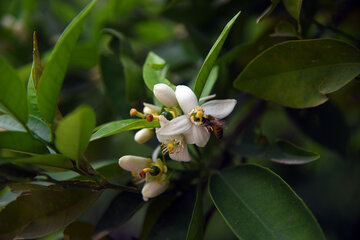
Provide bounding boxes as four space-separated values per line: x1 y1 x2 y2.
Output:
143 102 161 115
118 155 151 172
156 85 236 147
142 174 169 201
134 128 154 144
153 83 178 107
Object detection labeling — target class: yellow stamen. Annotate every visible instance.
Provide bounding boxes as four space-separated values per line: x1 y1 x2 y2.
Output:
195 110 204 119
167 143 174 152
143 167 154 173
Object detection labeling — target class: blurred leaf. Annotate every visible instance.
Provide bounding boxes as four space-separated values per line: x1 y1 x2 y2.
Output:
0 131 48 154
37 0 97 124
186 185 203 240
234 39 360 108
93 191 143 239
199 66 219 101
0 115 23 131
135 20 174 45
269 21 298 38
209 165 325 240
267 139 320 164
121 56 143 103
91 119 159 141
55 106 95 161
193 11 241 99
63 221 94 240
143 52 175 92
13 154 74 170
257 0 280 23
286 102 350 155
0 186 101 239
147 187 199 240
283 0 303 21
32 32 42 88
92 160 122 181
0 55 28 125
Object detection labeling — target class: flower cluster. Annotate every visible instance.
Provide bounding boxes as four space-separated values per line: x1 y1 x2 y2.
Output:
119 83 236 201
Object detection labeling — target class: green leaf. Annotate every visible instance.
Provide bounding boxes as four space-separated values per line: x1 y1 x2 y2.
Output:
121 56 143 103
91 119 160 141
186 185 203 240
93 191 143 239
13 154 74 170
0 115 24 132
147 187 200 240
269 20 298 38
193 11 241 99
0 131 48 154
233 39 360 108
0 186 101 239
63 221 95 240
143 52 175 92
267 140 320 164
256 0 280 23
36 0 97 124
0 55 28 125
199 66 219 101
283 0 303 21
55 106 95 161
209 165 325 240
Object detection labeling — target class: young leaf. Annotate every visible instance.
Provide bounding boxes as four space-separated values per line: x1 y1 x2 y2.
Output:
267 139 320 164
193 11 241 99
199 66 219 101
143 52 175 92
209 165 326 240
283 0 303 21
93 191 143 239
256 0 280 23
36 0 97 124
55 106 95 161
0 55 28 125
233 39 360 108
91 119 160 141
0 131 48 154
0 186 101 239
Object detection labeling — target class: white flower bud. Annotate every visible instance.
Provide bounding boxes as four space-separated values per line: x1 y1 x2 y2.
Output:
143 102 161 115
142 178 169 201
118 155 150 172
153 83 177 107
134 128 154 144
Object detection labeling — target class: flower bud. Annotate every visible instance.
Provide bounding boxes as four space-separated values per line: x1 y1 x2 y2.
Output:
143 103 161 115
134 128 154 144
153 83 177 107
118 155 150 172
142 178 169 201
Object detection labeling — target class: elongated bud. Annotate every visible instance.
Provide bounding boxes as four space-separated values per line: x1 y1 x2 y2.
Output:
153 83 177 107
134 128 154 144
118 155 150 172
143 103 161 115
142 178 169 201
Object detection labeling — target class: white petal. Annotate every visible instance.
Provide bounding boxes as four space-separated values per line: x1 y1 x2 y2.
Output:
153 83 178 107
175 85 198 113
118 155 150 172
169 145 190 162
156 115 192 136
199 94 216 102
142 179 169 201
143 102 161 114
202 99 237 119
152 145 161 162
158 115 170 127
193 125 210 147
134 128 154 144
183 126 196 144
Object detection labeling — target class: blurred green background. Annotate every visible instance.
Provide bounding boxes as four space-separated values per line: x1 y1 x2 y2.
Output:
0 0 359 239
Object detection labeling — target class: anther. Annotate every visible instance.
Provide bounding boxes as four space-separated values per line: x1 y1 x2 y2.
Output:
130 108 146 118
167 143 174 153
147 114 154 122
195 111 204 119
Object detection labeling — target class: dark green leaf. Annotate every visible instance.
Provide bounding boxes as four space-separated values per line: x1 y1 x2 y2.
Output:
93 191 143 239
233 39 360 108
55 106 95 161
283 0 303 21
121 56 143 103
269 20 298 38
63 221 95 240
36 0 97 124
256 0 280 23
143 52 175 92
193 11 241 98
209 165 325 240
0 186 101 239
13 154 74 170
0 55 28 125
147 187 199 240
91 119 160 141
186 185 203 240
0 131 48 154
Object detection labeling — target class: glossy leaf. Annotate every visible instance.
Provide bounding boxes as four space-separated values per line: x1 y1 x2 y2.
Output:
199 66 219 101
0 131 48 154
256 0 280 23
186 185 203 240
91 119 160 141
0 55 28 125
37 0 97 124
13 154 74 170
0 186 101 239
93 191 143 239
209 165 325 240
267 140 320 164
143 52 175 92
234 39 360 108
55 106 95 161
193 11 240 98
283 0 303 21
147 187 199 240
